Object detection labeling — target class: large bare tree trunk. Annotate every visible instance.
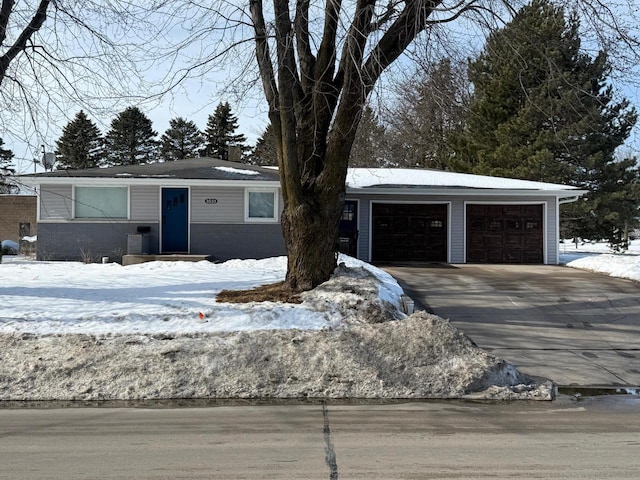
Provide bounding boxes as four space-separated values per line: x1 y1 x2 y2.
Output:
281 102 361 289
280 184 344 292
279 111 362 290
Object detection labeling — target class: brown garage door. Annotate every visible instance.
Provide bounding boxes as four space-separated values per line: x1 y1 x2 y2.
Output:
372 203 447 262
466 204 543 263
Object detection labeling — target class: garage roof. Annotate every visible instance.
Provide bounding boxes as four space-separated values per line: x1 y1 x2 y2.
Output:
346 168 583 192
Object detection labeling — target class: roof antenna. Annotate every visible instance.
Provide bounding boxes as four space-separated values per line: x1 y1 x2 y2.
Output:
40 144 56 171
34 145 45 174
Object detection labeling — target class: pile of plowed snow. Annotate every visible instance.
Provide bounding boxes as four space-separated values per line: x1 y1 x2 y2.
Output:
0 264 553 401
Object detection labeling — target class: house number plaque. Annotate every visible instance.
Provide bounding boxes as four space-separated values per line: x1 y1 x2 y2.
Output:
204 198 218 204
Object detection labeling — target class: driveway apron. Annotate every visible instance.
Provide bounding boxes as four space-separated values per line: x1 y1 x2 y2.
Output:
383 264 640 387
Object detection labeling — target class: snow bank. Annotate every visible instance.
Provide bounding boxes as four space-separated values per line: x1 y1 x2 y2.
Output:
0 312 551 401
565 254 640 282
560 239 640 283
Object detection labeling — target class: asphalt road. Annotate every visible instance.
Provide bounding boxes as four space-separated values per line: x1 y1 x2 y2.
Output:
384 264 640 386
1 398 640 479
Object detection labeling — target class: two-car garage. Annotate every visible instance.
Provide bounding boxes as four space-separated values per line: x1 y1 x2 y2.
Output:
368 202 544 264
344 167 585 266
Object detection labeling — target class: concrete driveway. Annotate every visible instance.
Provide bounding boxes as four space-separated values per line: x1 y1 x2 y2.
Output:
383 264 640 387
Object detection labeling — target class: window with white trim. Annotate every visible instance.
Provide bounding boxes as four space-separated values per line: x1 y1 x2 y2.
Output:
245 189 278 222
75 186 128 219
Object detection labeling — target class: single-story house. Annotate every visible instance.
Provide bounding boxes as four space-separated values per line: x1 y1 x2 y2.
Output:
20 157 586 264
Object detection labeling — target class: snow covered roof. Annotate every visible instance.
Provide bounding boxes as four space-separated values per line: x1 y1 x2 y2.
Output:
346 168 582 192
19 158 586 196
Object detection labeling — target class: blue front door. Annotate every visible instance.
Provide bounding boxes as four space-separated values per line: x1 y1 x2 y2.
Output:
162 188 189 253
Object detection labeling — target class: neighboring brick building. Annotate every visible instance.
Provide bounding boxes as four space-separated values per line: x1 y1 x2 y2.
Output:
0 195 37 243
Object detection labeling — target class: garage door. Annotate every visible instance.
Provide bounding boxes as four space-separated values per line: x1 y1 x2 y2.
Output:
466 204 543 263
372 203 447 262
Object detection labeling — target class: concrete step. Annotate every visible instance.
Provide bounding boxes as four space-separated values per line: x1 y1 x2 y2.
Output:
122 254 214 266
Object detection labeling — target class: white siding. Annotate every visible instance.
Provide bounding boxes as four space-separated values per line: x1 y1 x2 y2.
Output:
131 185 160 221
191 186 244 223
40 184 72 220
547 199 558 263
449 199 465 263
357 199 371 262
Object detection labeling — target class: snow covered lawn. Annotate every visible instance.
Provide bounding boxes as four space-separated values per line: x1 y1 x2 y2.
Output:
0 255 402 335
560 239 640 282
0 255 551 401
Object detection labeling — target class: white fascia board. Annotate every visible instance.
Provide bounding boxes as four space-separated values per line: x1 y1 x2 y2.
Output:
15 176 38 187
24 177 586 198
345 187 588 198
20 177 281 189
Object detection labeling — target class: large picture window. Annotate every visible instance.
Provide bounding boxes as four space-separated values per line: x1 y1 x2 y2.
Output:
245 189 278 222
75 187 128 219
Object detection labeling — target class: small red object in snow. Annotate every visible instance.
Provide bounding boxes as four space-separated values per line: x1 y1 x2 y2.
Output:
198 312 205 320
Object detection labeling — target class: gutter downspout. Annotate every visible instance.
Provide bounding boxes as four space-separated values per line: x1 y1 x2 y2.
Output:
559 195 580 205
556 195 581 264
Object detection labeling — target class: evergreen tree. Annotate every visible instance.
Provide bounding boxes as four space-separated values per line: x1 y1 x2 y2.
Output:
248 124 278 166
203 102 247 161
453 0 637 247
0 138 18 194
55 110 104 169
565 155 640 249
160 117 204 161
349 106 389 167
104 107 158 165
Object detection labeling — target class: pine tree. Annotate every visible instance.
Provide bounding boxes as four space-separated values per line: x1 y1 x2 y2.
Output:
567 156 640 249
349 106 388 167
248 124 278 166
160 117 204 161
55 110 104 169
452 0 637 247
104 107 158 165
0 137 18 194
203 102 247 161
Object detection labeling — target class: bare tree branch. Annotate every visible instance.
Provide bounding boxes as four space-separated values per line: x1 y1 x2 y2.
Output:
0 0 50 81
295 0 315 90
362 0 440 93
0 0 14 47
